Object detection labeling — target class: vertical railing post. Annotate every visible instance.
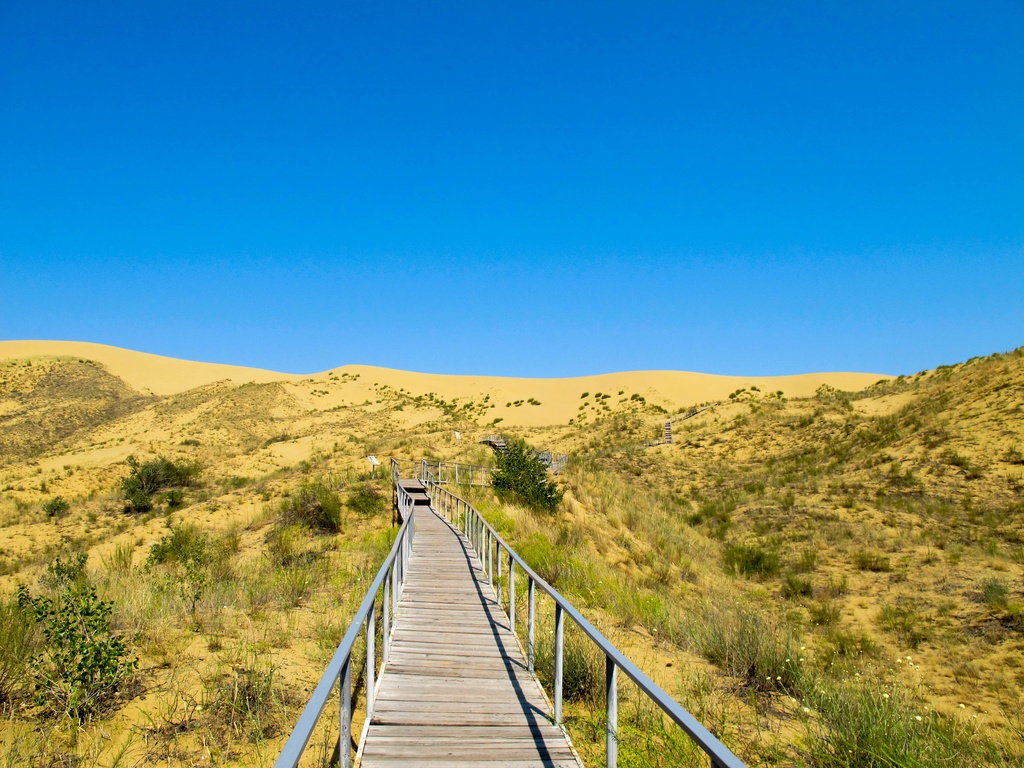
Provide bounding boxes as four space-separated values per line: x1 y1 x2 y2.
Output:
554 604 564 724
366 601 376 715
383 577 391 664
390 553 398 617
606 655 618 768
528 577 536 672
496 543 503 607
339 656 352 768
509 556 516 629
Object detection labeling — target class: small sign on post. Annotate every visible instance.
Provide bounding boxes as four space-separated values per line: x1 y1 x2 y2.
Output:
367 455 380 478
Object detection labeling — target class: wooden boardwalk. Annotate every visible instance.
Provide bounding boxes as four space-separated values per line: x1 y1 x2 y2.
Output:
358 507 582 768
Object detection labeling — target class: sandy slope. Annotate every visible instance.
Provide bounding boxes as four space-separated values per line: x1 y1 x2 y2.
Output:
0 340 297 395
0 340 889 426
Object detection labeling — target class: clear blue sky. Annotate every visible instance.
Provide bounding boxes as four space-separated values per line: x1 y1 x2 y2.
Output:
1 2 1021 377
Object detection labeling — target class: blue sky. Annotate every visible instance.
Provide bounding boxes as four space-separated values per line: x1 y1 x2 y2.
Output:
1 2 1021 377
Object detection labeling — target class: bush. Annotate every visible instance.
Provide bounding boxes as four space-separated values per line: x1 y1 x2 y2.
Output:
148 523 209 568
853 550 892 572
781 571 814 598
348 482 385 516
492 438 564 513
42 495 70 518
16 557 137 721
280 480 342 532
723 543 781 579
121 455 200 513
981 577 1009 609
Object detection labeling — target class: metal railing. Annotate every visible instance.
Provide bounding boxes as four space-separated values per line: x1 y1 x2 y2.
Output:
274 481 417 768
392 457 495 487
424 480 745 768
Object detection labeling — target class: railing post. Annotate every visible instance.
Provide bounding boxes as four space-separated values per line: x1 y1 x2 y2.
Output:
339 656 352 768
528 577 536 672
383 577 391 664
606 655 618 768
554 604 564 724
497 542 503 606
366 601 376 715
509 556 515 629
391 553 398 617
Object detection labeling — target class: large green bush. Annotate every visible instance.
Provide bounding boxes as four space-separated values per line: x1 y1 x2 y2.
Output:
16 555 137 721
492 437 564 512
121 455 200 513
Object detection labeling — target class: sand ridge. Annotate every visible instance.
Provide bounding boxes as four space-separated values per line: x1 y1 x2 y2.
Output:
0 341 890 427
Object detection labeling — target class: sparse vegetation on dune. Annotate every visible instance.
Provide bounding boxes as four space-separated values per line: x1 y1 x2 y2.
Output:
0 344 1021 765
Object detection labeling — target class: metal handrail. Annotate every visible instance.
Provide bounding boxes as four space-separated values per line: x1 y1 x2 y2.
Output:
392 457 495 486
425 479 745 768
274 480 417 768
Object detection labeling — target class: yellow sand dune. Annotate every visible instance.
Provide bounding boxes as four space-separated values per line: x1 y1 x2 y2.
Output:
0 340 889 426
0 340 298 395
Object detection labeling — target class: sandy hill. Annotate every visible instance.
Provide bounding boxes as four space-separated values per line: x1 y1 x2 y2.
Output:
0 340 887 429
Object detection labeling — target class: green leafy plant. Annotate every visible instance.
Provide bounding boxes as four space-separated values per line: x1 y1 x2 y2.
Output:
42 495 70 518
121 455 200 513
492 437 564 513
16 556 137 721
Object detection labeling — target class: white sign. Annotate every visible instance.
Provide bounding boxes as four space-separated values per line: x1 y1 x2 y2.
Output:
367 455 380 466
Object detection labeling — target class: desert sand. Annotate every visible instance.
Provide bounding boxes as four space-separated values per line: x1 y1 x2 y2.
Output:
0 340 888 427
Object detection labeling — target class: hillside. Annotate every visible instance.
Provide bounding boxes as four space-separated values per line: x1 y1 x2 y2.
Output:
0 341 1021 767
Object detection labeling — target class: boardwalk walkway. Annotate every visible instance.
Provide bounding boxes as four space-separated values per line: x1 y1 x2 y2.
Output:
358 507 581 768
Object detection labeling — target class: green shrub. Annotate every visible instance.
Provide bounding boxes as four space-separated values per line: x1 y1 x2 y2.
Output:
853 550 891 572
148 524 213 620
16 559 137 721
781 571 814 598
723 544 781 579
121 455 200 513
347 482 385 516
42 495 70 518
280 480 342 532
148 523 210 568
492 437 564 513
981 577 1009 609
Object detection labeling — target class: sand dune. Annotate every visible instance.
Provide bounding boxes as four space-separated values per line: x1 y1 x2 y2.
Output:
0 340 889 426
0 340 297 395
